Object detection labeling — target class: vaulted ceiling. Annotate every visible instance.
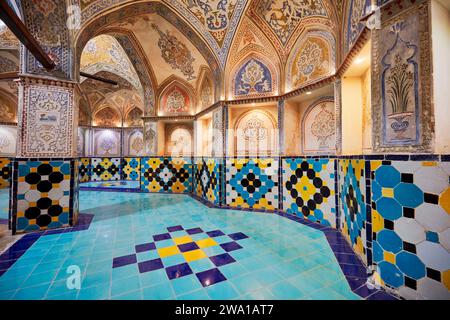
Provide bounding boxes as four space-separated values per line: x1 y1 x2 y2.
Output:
1 0 371 124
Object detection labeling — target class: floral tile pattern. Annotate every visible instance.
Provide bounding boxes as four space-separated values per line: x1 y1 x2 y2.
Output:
283 158 336 228
91 158 121 182
78 158 91 183
122 158 140 181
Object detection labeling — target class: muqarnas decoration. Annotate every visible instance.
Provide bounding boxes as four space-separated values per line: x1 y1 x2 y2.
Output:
381 17 420 145
226 158 278 210
141 158 192 193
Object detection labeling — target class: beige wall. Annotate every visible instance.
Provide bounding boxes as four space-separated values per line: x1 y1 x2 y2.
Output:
342 77 363 155
283 101 301 156
432 0 450 153
362 68 372 154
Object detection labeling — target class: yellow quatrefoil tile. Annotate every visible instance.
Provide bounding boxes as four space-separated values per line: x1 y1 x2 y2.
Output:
173 236 193 245
196 238 218 249
157 246 180 258
183 249 207 262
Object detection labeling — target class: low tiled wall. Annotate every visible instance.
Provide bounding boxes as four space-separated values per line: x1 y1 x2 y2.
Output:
0 158 11 189
140 157 192 193
193 157 222 206
51 154 450 299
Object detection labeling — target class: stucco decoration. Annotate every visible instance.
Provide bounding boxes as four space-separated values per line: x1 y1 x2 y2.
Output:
0 50 19 72
231 55 277 99
199 75 214 110
287 31 335 90
234 110 277 156
127 130 144 156
167 125 193 156
372 2 433 152
144 121 157 155
152 23 196 81
160 85 192 115
0 125 17 156
77 127 85 156
20 0 72 79
247 0 334 56
0 92 16 122
125 107 143 127
0 24 19 49
17 81 76 157
80 35 142 92
94 129 121 156
212 107 223 157
302 98 336 154
345 0 371 52
93 107 121 127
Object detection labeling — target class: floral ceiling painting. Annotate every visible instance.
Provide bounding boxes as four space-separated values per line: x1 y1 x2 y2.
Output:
232 57 276 99
160 85 191 115
287 31 335 90
303 99 336 153
93 107 121 127
126 107 143 127
80 35 142 92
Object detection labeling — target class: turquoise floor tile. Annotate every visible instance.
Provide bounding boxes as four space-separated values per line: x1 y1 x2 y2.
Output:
0 191 359 300
188 258 215 273
171 275 203 296
13 283 50 300
177 288 210 300
111 275 141 297
219 263 247 280
112 289 142 300
269 280 304 300
206 281 239 300
142 282 175 300
162 254 186 267
251 267 283 286
78 283 110 300
229 275 263 295
307 287 347 300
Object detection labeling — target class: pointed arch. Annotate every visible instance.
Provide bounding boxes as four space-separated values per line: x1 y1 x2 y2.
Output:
228 53 279 99
196 66 215 112
158 76 196 116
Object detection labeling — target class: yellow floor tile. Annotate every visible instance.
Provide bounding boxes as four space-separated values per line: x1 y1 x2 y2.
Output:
173 236 193 245
196 238 218 248
183 249 207 262
158 245 180 258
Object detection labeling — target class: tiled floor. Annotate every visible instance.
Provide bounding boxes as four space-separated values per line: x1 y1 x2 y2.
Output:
0 190 389 300
80 181 140 190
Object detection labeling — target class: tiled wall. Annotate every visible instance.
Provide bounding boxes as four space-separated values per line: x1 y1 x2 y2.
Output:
225 158 279 211
370 159 450 299
10 159 78 234
140 157 192 193
193 157 222 206
0 158 11 189
78 158 91 183
90 158 121 181
338 159 369 265
282 158 337 228
122 158 141 181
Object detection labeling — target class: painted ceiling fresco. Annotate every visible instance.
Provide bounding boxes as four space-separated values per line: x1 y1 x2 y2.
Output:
0 23 19 50
80 35 142 92
112 14 209 88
